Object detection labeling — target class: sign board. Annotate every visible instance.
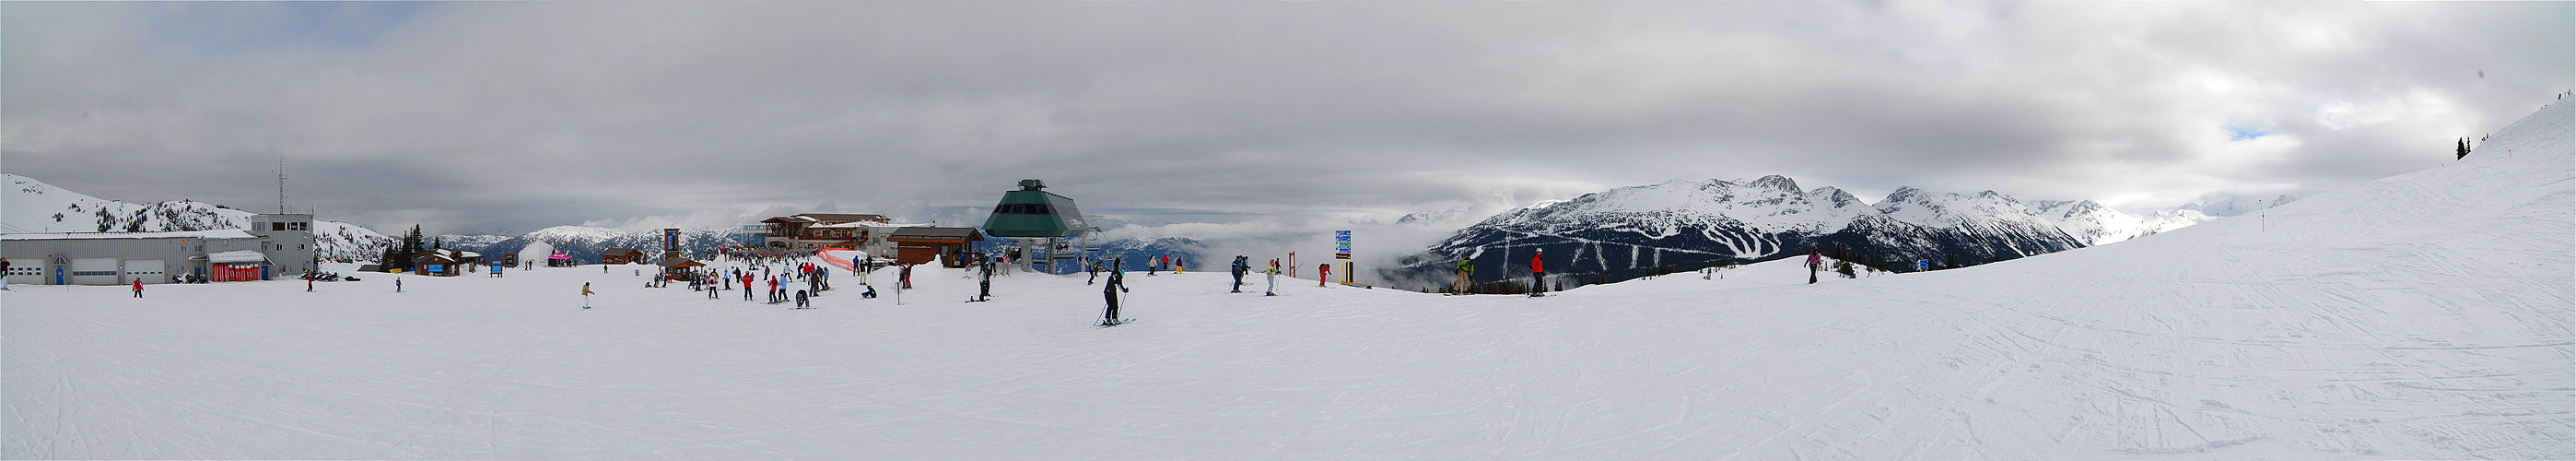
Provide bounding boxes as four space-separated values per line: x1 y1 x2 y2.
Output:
663 229 681 254
1334 230 1352 259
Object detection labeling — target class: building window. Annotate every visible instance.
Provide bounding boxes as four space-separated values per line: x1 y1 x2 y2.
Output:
273 222 285 230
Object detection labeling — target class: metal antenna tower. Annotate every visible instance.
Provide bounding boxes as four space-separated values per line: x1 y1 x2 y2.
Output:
275 160 288 214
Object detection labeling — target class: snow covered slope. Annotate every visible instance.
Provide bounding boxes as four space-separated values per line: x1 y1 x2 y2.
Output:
2 174 394 262
2031 199 2213 245
5 100 2565 459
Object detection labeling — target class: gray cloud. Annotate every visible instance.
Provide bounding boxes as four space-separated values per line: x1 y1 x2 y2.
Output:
4 1 2568 247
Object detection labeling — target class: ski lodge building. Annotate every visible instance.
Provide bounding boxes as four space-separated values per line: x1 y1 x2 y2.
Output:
0 213 319 285
755 213 893 249
884 227 984 268
598 248 647 265
410 248 483 277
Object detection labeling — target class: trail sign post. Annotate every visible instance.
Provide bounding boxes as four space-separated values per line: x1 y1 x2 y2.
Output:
1334 230 1353 284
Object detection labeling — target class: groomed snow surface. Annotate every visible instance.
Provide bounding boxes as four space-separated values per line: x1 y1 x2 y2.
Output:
9 101 2571 459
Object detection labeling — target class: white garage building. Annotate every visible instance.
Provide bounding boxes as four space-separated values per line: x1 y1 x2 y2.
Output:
1 213 318 286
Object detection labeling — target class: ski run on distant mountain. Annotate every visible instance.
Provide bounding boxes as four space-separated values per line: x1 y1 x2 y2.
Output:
1390 173 2261 291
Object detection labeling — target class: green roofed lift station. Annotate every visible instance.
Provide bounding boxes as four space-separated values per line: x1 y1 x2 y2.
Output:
981 179 1098 275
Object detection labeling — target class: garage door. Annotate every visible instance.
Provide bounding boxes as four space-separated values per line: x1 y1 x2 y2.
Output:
123 260 166 285
70 257 119 285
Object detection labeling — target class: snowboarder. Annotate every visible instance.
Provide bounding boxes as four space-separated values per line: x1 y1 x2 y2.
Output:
1230 255 1250 293
861 285 878 299
581 282 593 309
1317 263 1331 287
1528 249 1547 297
1101 260 1130 326
133 279 144 298
975 257 995 301
1807 251 1822 285
1454 257 1474 294
1086 259 1100 285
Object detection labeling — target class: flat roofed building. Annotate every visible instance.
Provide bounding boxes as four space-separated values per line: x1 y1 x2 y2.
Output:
759 213 892 248
884 227 983 268
3 229 264 285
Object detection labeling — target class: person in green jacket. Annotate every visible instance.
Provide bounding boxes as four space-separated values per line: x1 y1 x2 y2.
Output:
1454 257 1475 294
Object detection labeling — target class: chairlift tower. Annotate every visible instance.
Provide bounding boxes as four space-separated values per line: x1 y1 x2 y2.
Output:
979 179 1091 275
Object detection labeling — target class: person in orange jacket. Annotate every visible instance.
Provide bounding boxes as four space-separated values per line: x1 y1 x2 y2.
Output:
1528 249 1547 297
133 279 145 298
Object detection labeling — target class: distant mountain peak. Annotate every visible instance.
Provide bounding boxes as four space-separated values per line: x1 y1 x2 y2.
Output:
1748 174 1801 192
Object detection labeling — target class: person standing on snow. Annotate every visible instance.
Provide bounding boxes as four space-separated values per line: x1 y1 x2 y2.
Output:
581 282 593 309
1 257 13 290
133 279 145 298
976 257 995 301
1230 255 1250 293
1528 249 1547 297
1264 258 1280 296
1454 256 1475 294
1101 260 1130 326
900 264 914 290
1317 263 1331 287
1149 256 1161 276
1807 250 1822 285
395 277 404 293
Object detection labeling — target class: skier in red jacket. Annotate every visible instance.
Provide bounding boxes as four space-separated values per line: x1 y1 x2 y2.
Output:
1528 249 1547 297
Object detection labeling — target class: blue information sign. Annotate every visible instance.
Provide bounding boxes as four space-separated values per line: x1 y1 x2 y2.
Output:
1334 230 1352 259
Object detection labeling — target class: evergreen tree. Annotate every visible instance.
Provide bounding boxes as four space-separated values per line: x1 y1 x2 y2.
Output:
2458 137 2472 160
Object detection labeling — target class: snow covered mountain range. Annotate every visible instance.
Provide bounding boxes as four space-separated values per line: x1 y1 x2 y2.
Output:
435 226 738 264
1389 175 2258 290
2 174 394 263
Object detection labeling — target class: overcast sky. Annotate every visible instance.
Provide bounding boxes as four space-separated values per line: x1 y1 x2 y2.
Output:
5 2 2569 256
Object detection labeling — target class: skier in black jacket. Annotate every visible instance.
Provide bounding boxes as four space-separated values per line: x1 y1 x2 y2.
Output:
1230 255 1250 293
1101 259 1130 326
